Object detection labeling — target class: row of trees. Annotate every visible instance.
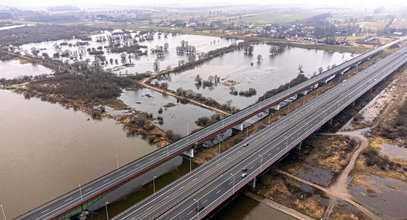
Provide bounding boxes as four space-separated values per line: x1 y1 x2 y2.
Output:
257 74 308 102
229 87 257 97
175 87 238 113
195 114 222 127
194 74 221 89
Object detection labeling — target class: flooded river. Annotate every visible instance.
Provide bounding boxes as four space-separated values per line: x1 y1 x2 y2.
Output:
158 44 355 109
119 88 216 136
21 31 237 74
0 90 155 218
0 59 53 79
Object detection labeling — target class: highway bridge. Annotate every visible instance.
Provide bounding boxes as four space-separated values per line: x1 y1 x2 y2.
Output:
15 37 406 220
113 43 407 219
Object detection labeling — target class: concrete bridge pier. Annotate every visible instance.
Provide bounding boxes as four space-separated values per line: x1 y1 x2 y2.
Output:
248 176 256 189
297 142 302 151
183 147 195 158
271 104 281 111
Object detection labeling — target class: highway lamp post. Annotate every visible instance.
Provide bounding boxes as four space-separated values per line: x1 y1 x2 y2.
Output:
78 184 83 201
105 202 109 220
230 173 235 194
194 199 199 219
186 123 189 135
153 176 157 195
115 154 119 170
1 204 7 220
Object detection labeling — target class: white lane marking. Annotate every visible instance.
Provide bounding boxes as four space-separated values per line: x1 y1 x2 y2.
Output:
41 209 50 214
64 197 72 202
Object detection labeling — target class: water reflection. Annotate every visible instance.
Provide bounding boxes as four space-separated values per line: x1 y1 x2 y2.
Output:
20 31 237 74
158 44 355 109
119 88 216 136
0 59 53 79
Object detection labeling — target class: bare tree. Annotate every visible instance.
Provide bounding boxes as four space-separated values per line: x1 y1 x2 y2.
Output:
164 43 169 51
318 67 324 74
298 64 304 73
153 59 160 71
257 54 262 63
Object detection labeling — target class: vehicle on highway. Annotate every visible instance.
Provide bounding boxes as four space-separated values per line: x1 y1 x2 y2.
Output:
241 172 248 178
242 168 248 172
243 143 249 147
196 205 204 212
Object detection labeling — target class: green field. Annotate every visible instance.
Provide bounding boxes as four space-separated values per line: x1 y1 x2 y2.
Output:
239 10 319 25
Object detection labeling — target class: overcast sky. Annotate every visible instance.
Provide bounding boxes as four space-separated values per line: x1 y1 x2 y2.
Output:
1 0 405 10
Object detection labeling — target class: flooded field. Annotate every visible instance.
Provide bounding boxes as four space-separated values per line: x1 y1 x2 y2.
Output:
0 59 53 79
20 31 237 74
349 174 407 219
0 89 155 218
156 43 355 109
380 143 407 160
119 88 216 136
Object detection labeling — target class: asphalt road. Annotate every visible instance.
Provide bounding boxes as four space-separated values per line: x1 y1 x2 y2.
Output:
16 36 407 220
113 44 407 220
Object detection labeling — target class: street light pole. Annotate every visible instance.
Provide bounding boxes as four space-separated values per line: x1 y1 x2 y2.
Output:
115 154 119 170
230 173 235 194
105 202 109 220
194 199 199 219
186 123 189 135
1 205 7 220
78 184 83 201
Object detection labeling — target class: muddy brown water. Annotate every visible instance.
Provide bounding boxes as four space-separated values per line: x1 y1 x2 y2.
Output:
0 89 155 218
0 89 295 220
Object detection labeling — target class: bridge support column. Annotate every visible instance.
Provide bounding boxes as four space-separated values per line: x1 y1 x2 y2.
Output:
297 142 302 151
248 176 256 189
183 148 194 158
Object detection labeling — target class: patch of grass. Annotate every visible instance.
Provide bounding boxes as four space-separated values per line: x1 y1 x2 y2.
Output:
241 11 316 25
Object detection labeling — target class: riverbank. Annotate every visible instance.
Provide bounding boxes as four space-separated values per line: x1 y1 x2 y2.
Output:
0 51 176 147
